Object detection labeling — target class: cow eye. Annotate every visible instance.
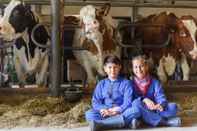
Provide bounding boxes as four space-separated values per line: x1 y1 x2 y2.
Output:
179 31 187 37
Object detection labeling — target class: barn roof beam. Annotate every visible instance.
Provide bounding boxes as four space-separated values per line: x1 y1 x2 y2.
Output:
1 0 197 8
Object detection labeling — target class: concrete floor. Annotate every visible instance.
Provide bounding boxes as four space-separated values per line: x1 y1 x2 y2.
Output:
1 126 197 131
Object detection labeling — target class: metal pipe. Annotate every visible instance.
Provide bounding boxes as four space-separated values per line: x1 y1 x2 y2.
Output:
1 0 197 8
50 0 61 96
115 23 171 48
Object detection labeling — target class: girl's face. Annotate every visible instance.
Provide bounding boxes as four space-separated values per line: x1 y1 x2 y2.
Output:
104 63 121 80
132 58 149 79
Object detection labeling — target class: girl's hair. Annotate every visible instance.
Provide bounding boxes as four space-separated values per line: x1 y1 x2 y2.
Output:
131 55 147 63
131 54 148 67
103 55 121 66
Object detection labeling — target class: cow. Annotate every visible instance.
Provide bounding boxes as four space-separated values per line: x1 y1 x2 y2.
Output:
124 12 197 83
64 4 121 85
0 0 50 86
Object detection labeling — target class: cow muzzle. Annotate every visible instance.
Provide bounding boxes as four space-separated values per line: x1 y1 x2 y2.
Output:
189 49 197 60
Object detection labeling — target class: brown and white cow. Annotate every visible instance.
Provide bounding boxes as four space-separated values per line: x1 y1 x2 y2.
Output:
0 0 50 86
64 4 120 84
128 12 197 83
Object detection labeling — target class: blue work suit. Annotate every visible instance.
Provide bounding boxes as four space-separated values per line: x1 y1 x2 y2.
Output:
85 76 141 127
132 78 178 126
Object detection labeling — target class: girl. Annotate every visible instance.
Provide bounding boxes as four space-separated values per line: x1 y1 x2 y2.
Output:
131 54 181 127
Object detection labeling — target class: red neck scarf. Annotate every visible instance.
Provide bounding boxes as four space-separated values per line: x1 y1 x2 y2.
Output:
134 76 152 96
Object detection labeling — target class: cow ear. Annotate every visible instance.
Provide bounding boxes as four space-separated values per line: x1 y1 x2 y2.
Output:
0 5 5 16
192 17 197 26
167 13 179 32
96 3 111 17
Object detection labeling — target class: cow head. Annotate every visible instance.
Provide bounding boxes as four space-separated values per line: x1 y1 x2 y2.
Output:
79 4 118 54
135 12 197 60
79 5 100 34
173 15 197 60
0 0 38 41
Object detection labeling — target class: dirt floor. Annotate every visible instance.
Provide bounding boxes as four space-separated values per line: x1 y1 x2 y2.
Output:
0 87 197 128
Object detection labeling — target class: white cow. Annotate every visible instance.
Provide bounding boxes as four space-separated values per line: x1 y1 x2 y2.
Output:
70 4 121 84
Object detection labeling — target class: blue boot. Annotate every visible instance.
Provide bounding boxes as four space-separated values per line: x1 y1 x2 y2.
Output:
89 115 125 131
166 117 181 127
160 117 181 127
130 118 141 129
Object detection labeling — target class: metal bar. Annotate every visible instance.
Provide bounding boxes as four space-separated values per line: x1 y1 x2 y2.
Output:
116 23 171 48
1 0 197 8
50 0 62 96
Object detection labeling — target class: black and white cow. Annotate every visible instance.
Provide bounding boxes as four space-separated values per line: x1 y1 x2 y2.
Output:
0 0 50 86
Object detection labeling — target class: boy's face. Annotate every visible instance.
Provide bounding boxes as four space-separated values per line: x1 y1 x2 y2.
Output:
104 63 121 80
132 58 149 79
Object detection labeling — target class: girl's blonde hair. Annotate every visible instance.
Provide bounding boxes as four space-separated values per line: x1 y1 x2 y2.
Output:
131 55 148 65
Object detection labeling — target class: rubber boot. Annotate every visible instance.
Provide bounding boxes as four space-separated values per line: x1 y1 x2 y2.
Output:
89 115 125 131
160 117 181 127
130 118 141 129
166 117 181 127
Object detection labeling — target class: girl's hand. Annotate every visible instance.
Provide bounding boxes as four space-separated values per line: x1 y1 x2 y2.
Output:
108 107 120 116
155 104 164 112
143 98 156 110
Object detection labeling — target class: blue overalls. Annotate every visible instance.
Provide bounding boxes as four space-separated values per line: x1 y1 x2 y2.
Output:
132 78 178 126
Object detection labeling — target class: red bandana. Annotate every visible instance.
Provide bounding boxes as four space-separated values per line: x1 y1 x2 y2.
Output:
134 76 152 96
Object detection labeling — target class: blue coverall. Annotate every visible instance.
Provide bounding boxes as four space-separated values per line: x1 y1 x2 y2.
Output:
85 76 141 127
132 78 178 126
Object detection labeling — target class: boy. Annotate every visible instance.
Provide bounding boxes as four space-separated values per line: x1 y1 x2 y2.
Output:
85 55 140 131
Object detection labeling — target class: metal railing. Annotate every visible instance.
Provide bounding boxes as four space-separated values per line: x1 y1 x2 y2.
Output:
1 0 197 8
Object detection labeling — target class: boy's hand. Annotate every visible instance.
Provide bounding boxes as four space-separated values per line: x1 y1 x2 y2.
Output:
100 109 109 117
100 108 120 117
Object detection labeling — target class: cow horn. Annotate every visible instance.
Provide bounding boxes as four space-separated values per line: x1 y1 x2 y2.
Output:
31 23 51 48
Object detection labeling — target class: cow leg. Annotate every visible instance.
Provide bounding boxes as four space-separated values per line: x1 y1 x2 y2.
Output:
181 53 190 80
27 47 41 74
74 54 95 85
157 57 167 83
13 46 28 86
85 65 95 84
36 51 49 86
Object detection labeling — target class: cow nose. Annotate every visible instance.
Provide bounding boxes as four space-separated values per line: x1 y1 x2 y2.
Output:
93 20 97 24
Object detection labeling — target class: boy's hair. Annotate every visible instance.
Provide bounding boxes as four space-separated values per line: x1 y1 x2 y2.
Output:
103 55 121 66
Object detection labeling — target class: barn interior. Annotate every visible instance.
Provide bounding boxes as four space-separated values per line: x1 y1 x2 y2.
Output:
1 0 197 129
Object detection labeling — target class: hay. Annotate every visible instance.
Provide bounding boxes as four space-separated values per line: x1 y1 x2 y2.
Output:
1 91 197 128
0 104 11 116
63 99 91 127
0 96 91 128
169 93 197 117
21 96 72 116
